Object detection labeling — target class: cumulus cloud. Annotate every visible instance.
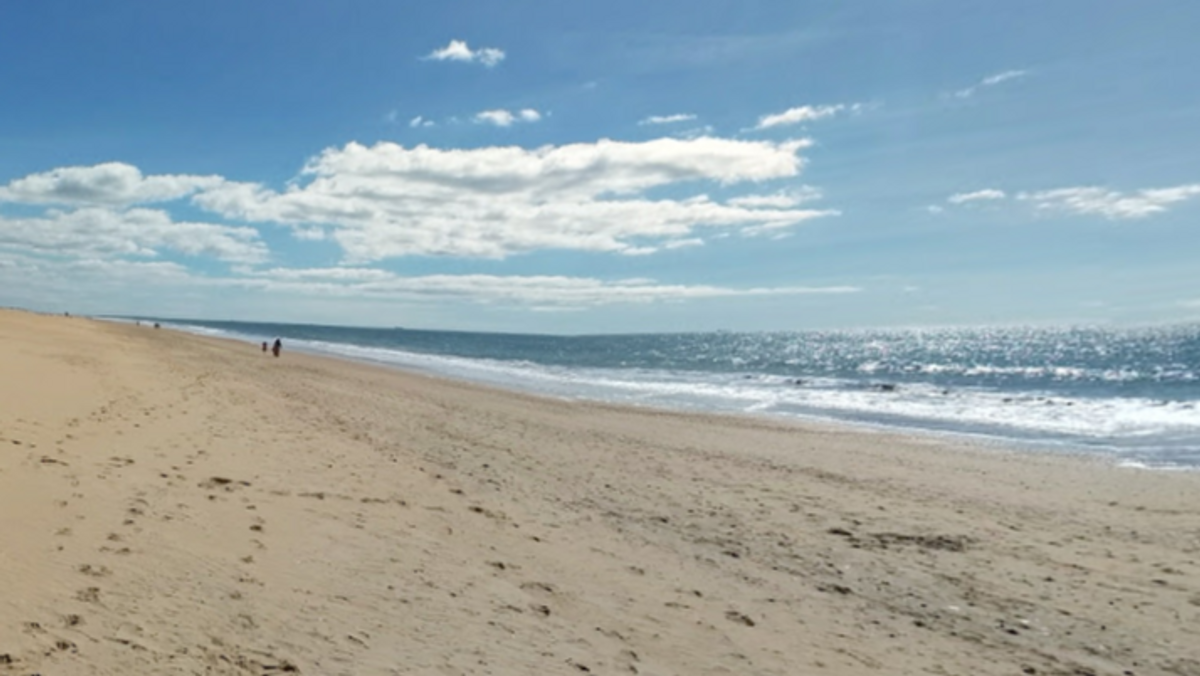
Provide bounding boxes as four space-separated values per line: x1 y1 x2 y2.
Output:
409 115 435 128
0 207 267 263
474 109 542 127
754 103 860 130
424 39 505 67
947 188 1007 204
0 162 223 207
192 137 831 262
639 113 698 126
951 69 1028 99
241 268 859 307
1018 184 1200 219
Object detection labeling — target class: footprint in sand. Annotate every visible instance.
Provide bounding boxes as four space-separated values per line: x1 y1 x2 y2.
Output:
235 613 257 630
54 639 77 652
520 581 556 595
78 564 112 577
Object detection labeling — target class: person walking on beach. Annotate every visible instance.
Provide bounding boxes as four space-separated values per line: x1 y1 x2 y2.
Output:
272 338 282 358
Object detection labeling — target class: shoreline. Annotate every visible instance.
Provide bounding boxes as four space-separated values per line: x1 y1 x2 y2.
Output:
149 316 1193 473
3 310 1199 675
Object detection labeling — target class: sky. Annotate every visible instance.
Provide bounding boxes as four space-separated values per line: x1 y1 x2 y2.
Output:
1 1 1199 334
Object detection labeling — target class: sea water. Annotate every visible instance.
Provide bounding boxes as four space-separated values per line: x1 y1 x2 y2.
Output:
128 319 1200 469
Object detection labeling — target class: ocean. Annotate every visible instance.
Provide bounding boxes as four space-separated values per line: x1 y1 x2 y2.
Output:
131 318 1200 470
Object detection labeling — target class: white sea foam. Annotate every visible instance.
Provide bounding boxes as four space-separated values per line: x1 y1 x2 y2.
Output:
301 335 1200 458
158 321 1200 469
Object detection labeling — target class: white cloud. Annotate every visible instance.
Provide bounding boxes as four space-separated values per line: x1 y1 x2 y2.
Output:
192 137 831 262
0 252 193 281
728 187 822 209
639 113 698 126
0 253 859 314
0 249 237 315
0 162 223 207
474 108 542 127
981 70 1027 87
672 125 716 140
947 188 1007 204
409 115 435 128
1018 184 1200 219
254 267 396 282
241 268 859 307
952 69 1028 98
0 207 267 264
424 39 506 67
0 253 196 288
474 110 514 127
936 182 1200 219
663 238 704 250
754 103 859 130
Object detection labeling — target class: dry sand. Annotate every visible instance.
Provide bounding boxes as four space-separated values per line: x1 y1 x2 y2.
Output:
1 310 1199 676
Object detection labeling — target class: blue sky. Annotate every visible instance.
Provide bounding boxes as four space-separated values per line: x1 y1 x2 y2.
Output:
1 1 1198 333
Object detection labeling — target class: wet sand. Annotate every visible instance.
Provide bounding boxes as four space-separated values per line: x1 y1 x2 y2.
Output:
2 309 1199 675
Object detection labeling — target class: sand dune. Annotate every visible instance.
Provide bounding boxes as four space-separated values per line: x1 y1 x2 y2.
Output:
2 310 1198 675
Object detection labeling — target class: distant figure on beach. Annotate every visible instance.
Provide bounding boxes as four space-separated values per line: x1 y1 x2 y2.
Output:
154 322 160 329
261 341 269 353
272 338 282 358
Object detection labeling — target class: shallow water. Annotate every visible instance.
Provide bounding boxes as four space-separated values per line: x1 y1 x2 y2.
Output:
126 318 1200 469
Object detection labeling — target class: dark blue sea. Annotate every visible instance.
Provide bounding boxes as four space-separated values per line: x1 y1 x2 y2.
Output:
128 318 1200 469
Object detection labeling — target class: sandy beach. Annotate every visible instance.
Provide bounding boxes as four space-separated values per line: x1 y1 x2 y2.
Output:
1 310 1198 675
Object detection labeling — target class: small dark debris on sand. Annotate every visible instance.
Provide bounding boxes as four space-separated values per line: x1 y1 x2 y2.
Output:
827 527 972 552
725 610 756 627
